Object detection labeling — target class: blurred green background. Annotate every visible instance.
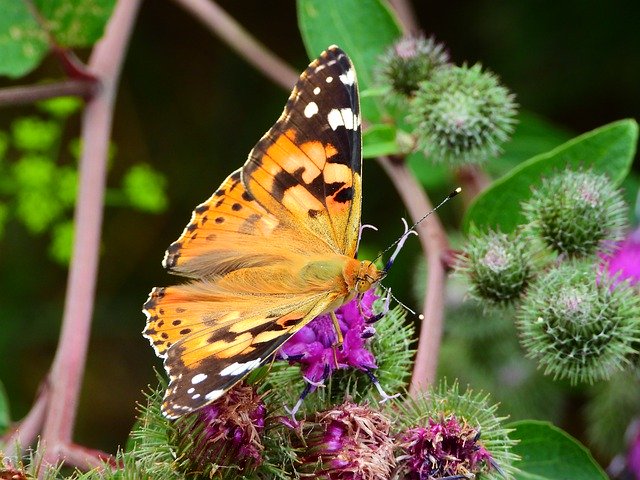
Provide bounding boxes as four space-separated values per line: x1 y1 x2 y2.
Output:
0 0 638 456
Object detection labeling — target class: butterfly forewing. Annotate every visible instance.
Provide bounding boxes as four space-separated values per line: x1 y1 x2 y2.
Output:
143 46 363 418
244 46 361 258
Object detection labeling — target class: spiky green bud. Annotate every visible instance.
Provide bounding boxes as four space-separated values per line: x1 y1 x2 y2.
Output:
457 230 536 306
377 35 449 98
523 169 628 257
391 380 519 480
409 64 517 166
517 260 640 384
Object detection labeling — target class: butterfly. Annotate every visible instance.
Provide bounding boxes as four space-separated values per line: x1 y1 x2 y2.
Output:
142 45 385 419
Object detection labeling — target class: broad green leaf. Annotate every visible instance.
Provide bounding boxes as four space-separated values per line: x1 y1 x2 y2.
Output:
0 379 9 432
363 124 399 158
463 119 638 233
510 420 607 480
0 0 48 78
36 0 116 47
297 0 402 122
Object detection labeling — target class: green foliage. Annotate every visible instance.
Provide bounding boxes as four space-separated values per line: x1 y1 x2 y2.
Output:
509 421 608 479
122 164 169 213
0 0 115 78
0 106 167 265
0 379 9 434
586 368 640 458
0 1 49 78
35 0 116 47
463 119 639 233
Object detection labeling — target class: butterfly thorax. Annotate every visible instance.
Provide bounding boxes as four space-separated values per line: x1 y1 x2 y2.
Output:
344 258 383 295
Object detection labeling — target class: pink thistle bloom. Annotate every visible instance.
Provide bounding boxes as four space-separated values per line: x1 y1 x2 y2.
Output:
600 227 640 288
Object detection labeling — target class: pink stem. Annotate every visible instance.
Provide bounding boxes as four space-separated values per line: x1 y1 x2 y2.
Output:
377 156 450 393
38 0 142 467
388 0 421 35
1 385 48 457
0 80 97 107
171 0 299 90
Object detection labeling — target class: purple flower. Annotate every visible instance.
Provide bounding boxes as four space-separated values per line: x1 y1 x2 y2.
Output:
186 383 266 471
600 227 640 288
295 401 396 478
396 415 494 479
277 290 380 384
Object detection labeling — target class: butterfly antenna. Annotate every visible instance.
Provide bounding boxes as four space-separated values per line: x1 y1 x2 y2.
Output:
379 285 416 316
376 187 462 274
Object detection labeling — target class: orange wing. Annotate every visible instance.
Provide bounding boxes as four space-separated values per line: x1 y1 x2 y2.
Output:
143 46 362 418
244 46 362 258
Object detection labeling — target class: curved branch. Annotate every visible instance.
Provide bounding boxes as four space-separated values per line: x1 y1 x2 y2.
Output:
377 156 450 393
172 0 299 90
36 0 142 469
0 80 97 107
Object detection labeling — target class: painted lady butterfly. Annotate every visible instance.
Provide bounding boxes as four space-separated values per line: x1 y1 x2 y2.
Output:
143 46 384 419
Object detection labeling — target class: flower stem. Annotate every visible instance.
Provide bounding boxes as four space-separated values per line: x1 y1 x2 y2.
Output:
0 80 98 107
376 156 450 393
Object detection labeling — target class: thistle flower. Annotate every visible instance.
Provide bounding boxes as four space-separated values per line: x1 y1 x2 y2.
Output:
293 401 396 478
599 226 640 288
517 260 640 384
391 381 519 480
396 415 494 479
457 229 536 306
277 290 380 385
377 34 450 98
409 64 517 166
522 169 628 257
176 383 266 475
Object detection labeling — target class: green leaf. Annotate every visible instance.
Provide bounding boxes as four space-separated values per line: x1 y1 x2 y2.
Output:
0 1 49 78
509 420 607 480
297 0 401 122
363 124 399 158
12 116 61 152
37 96 84 118
36 0 116 47
463 119 638 233
49 220 74 265
0 379 10 433
123 164 168 213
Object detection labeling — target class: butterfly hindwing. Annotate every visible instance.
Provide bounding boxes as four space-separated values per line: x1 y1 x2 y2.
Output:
143 46 362 418
143 280 339 418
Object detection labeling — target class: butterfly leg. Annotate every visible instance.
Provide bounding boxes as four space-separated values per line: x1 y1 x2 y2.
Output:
285 370 328 419
366 369 400 403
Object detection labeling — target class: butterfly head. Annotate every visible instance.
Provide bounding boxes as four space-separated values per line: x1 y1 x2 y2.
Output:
353 260 384 294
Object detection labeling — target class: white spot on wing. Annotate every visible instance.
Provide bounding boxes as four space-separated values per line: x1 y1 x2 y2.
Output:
191 373 207 384
339 68 355 86
192 394 200 399
304 101 319 118
205 389 224 401
327 108 360 131
187 387 195 394
326 76 333 83
219 358 262 377
313 87 321 95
